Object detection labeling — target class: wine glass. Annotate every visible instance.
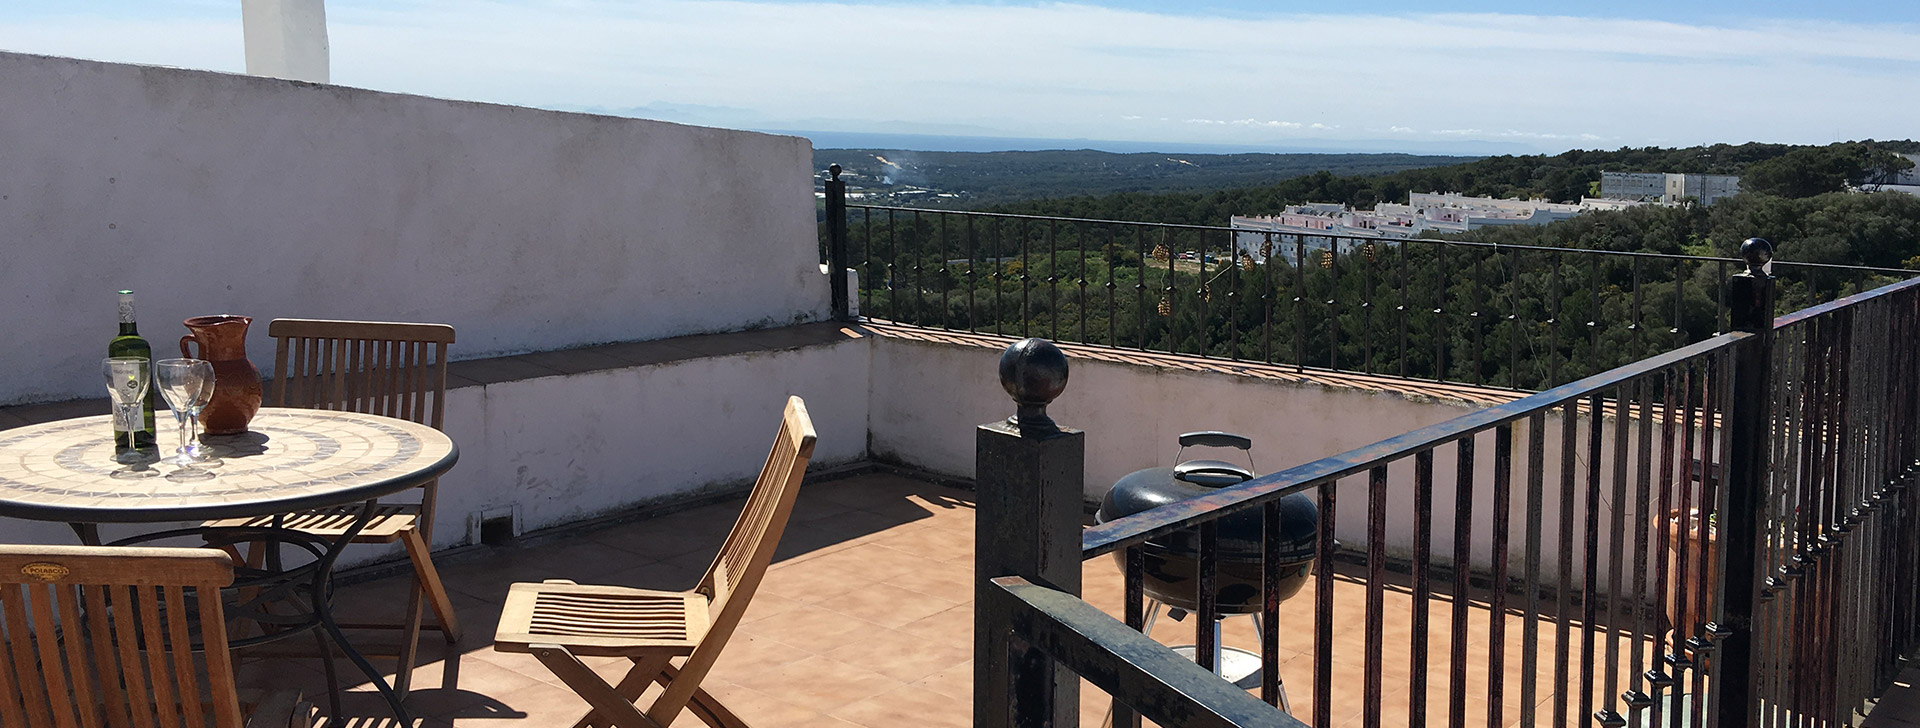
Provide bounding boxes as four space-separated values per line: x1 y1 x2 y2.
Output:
101 357 158 479
155 358 219 481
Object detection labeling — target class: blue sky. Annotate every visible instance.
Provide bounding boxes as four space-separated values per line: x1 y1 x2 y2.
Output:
2 1 1915 154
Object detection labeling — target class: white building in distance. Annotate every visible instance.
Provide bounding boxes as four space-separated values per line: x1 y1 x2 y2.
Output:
1230 192 1637 260
1599 171 1742 206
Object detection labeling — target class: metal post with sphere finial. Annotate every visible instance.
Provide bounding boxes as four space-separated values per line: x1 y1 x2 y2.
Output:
1712 236 1776 728
975 338 1083 728
825 164 851 321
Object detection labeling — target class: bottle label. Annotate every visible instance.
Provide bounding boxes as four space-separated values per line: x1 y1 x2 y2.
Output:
113 407 139 433
117 292 136 324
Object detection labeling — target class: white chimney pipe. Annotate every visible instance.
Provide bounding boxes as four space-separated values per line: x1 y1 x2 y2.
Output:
242 0 329 83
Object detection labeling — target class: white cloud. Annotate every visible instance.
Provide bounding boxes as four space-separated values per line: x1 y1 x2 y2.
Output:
0 1 1913 151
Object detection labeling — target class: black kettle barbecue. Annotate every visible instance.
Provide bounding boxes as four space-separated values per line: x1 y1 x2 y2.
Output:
1094 430 1319 703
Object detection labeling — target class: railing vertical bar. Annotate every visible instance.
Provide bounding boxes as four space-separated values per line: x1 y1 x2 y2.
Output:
1672 258 1686 351
1550 252 1564 387
1627 375 1656 713
1687 353 1722 728
1672 360 1701 721
910 210 922 326
1580 392 1603 728
1510 250 1522 389
939 212 950 331
1078 222 1090 345
1047 219 1059 342
1588 255 1603 367
966 215 978 333
1020 218 1031 338
1196 231 1211 358
1522 412 1547 728
1163 228 1176 353
1295 237 1307 372
1365 241 1377 375
1435 242 1450 381
1643 370 1674 728
1472 247 1485 386
1555 402 1577 728
1601 375 1632 725
1329 239 1340 371
1400 240 1411 379
1631 257 1644 358
1227 229 1241 360
1489 424 1513 728
1262 232 1275 363
1197 520 1219 674
1414 449 1436 728
1262 499 1283 708
1105 226 1117 347
998 219 1013 336
1314 479 1338 728
887 209 898 323
1135 227 1148 351
862 207 873 317
1449 436 1476 728
1116 543 1144 728
1366 465 1388 728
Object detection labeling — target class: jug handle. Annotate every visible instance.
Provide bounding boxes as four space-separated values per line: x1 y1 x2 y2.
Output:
180 334 199 359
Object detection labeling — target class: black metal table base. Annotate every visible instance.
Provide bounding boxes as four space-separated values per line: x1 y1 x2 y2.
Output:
71 499 411 724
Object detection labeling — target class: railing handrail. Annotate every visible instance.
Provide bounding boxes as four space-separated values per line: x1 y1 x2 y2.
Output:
844 203 1920 276
1082 272 1920 559
1080 329 1747 558
985 576 1308 728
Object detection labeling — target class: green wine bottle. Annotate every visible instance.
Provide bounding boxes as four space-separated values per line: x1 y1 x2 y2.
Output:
108 290 157 453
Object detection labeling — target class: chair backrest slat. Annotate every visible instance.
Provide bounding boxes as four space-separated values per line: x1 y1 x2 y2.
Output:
650 396 815 725
0 546 238 728
267 319 454 430
79 586 127 728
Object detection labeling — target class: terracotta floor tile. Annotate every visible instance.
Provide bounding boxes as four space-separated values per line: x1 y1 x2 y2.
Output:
832 683 973 728
801 542 943 579
753 655 905 715
757 553 882 604
738 602 888 654
813 580 965 629
907 660 974 704
590 507 735 560
706 632 820 687
822 625 972 683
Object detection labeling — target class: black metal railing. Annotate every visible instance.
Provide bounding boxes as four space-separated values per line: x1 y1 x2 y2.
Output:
973 249 1920 726
821 178 1916 391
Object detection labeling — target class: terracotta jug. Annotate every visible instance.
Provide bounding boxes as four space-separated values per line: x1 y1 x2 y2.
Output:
180 315 263 435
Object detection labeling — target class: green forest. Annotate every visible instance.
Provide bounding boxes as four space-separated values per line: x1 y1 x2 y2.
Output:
830 140 1920 390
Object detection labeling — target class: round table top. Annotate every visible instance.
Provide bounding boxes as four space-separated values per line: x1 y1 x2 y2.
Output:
0 407 457 523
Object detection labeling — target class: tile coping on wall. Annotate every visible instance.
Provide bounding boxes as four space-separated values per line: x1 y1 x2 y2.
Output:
858 320 1530 409
0 321 867 428
0 319 1525 429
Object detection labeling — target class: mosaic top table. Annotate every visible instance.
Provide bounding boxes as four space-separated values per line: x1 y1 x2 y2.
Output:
0 407 456 523
0 406 458 723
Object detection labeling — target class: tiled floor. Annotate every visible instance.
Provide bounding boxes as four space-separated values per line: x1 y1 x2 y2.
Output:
245 472 1674 727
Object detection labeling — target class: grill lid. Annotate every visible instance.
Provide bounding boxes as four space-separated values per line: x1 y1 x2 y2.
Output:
1096 466 1318 563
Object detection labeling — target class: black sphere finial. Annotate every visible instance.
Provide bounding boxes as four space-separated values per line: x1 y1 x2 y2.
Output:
1740 237 1773 275
828 163 842 181
998 338 1068 434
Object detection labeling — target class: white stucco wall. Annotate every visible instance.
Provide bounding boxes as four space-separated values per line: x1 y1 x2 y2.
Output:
3 339 872 565
866 336 1691 587
0 50 825 406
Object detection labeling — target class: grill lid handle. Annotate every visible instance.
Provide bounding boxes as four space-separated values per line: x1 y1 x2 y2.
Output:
1177 431 1252 450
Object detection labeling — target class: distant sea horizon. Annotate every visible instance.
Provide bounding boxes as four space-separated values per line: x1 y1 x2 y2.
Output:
766 129 1532 157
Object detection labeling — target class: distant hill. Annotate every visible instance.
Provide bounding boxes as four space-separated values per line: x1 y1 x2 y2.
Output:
813 149 1477 208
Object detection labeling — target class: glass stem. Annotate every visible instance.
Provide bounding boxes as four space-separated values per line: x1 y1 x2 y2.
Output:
179 412 192 456
187 413 200 457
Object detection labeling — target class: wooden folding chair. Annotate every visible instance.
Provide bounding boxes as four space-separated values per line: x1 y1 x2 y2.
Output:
0 544 312 728
493 396 818 728
204 318 460 696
